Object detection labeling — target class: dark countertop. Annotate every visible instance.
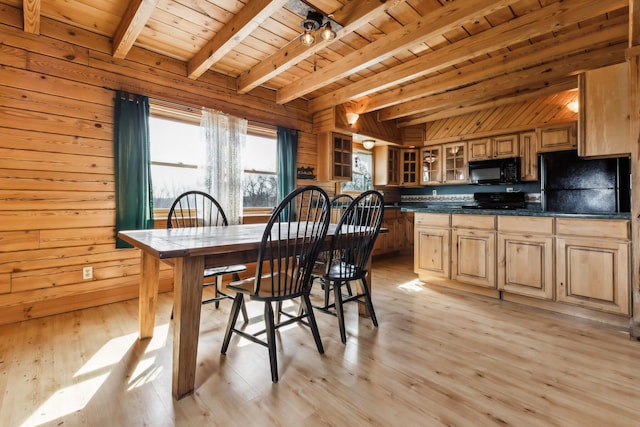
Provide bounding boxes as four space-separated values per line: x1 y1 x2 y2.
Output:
400 205 631 220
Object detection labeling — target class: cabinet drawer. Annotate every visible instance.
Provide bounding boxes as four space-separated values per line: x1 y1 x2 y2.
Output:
415 213 450 228
452 214 495 230
498 216 553 235
556 218 629 240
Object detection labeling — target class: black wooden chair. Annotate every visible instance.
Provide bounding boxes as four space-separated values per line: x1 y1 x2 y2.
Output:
221 185 331 383
313 190 384 343
167 190 248 323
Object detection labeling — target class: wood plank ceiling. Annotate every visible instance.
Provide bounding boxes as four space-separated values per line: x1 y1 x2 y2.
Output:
12 0 630 127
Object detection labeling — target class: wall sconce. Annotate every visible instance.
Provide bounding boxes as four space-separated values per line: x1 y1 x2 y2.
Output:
362 139 375 150
299 10 336 46
567 100 579 113
346 112 359 126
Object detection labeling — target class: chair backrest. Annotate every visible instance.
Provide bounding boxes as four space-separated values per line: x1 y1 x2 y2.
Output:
329 194 354 223
167 190 229 229
253 186 330 300
326 190 384 280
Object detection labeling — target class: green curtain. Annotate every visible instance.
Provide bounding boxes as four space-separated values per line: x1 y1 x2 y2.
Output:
277 126 298 201
114 91 154 248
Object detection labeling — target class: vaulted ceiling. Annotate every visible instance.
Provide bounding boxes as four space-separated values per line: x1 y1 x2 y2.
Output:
13 0 630 127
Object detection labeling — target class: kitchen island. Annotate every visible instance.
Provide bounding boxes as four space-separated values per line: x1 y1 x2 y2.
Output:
405 207 631 327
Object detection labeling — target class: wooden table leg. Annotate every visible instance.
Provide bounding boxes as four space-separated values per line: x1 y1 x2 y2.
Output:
139 251 160 339
172 256 205 400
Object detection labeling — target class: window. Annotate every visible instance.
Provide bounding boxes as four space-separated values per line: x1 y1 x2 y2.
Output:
148 104 278 211
340 150 374 193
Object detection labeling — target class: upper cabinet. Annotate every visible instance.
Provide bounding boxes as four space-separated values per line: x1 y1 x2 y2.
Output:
468 134 519 161
537 122 577 153
443 142 467 183
420 146 443 185
400 149 419 186
318 132 352 181
519 131 538 181
579 62 630 157
373 145 400 186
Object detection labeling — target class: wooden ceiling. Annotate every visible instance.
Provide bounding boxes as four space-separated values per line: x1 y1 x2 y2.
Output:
12 0 630 127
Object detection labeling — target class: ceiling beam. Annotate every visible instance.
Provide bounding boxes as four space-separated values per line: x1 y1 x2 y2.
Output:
112 0 159 59
383 43 626 122
188 0 289 80
358 16 626 116
309 0 628 114
397 79 578 127
22 0 40 34
276 0 521 105
236 0 404 94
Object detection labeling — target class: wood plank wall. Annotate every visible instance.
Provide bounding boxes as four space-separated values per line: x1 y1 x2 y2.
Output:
425 90 579 142
0 4 323 325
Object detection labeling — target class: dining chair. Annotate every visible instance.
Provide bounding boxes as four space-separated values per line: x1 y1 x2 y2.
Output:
167 190 248 323
312 193 355 307
221 185 331 383
313 190 384 344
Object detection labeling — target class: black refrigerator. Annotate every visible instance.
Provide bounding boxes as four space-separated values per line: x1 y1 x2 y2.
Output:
540 150 630 214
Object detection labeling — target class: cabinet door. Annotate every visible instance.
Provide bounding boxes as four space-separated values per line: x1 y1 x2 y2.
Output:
451 229 496 288
414 227 450 278
498 233 553 299
420 146 442 184
492 134 519 158
537 123 577 152
332 133 352 180
468 138 491 161
373 146 399 186
401 149 419 186
556 237 630 315
404 212 414 248
443 142 467 183
519 131 538 181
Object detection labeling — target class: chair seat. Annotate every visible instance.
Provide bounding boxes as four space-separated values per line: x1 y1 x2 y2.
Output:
326 261 363 281
228 272 301 300
204 264 246 278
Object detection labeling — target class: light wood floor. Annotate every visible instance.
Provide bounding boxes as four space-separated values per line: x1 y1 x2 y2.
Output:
1 254 640 426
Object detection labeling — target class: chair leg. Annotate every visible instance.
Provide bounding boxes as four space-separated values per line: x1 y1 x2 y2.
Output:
229 273 249 324
333 280 347 344
301 293 324 354
360 277 378 327
264 302 278 383
214 275 223 309
345 281 353 297
221 294 244 354
323 278 331 309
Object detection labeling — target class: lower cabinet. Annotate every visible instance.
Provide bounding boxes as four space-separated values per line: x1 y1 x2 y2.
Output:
414 212 631 320
451 214 496 288
555 218 630 316
497 216 554 300
373 209 413 256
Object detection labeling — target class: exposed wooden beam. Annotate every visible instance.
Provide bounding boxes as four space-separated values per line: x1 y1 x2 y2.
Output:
112 0 159 59
276 0 521 105
22 0 40 34
236 0 403 94
188 0 289 80
397 79 578 127
357 16 626 116
381 44 626 122
309 0 628 114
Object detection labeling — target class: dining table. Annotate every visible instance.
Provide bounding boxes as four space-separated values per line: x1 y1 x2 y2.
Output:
118 222 376 399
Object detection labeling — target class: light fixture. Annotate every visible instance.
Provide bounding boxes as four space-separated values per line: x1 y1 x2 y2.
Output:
346 112 359 125
567 100 579 113
299 10 336 46
362 139 375 150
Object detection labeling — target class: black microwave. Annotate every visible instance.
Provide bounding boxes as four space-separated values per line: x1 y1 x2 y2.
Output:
468 157 520 185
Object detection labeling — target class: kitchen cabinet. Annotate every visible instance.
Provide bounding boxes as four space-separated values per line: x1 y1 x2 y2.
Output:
443 142 467 183
373 209 409 256
420 146 443 185
579 62 630 157
400 149 419 186
373 145 400 186
519 131 538 181
537 122 577 152
414 213 450 278
468 134 519 161
497 216 554 300
318 132 352 181
555 218 630 315
451 214 496 289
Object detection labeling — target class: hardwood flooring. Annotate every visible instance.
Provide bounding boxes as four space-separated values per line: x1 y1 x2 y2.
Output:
1 254 639 426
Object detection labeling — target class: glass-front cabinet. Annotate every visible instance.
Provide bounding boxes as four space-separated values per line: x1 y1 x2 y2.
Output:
443 142 467 183
401 149 419 186
420 146 442 185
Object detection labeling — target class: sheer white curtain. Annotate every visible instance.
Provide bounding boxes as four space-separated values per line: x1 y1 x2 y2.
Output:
200 108 247 225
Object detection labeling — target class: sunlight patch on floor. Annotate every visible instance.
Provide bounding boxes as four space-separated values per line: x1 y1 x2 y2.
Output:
397 279 426 293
